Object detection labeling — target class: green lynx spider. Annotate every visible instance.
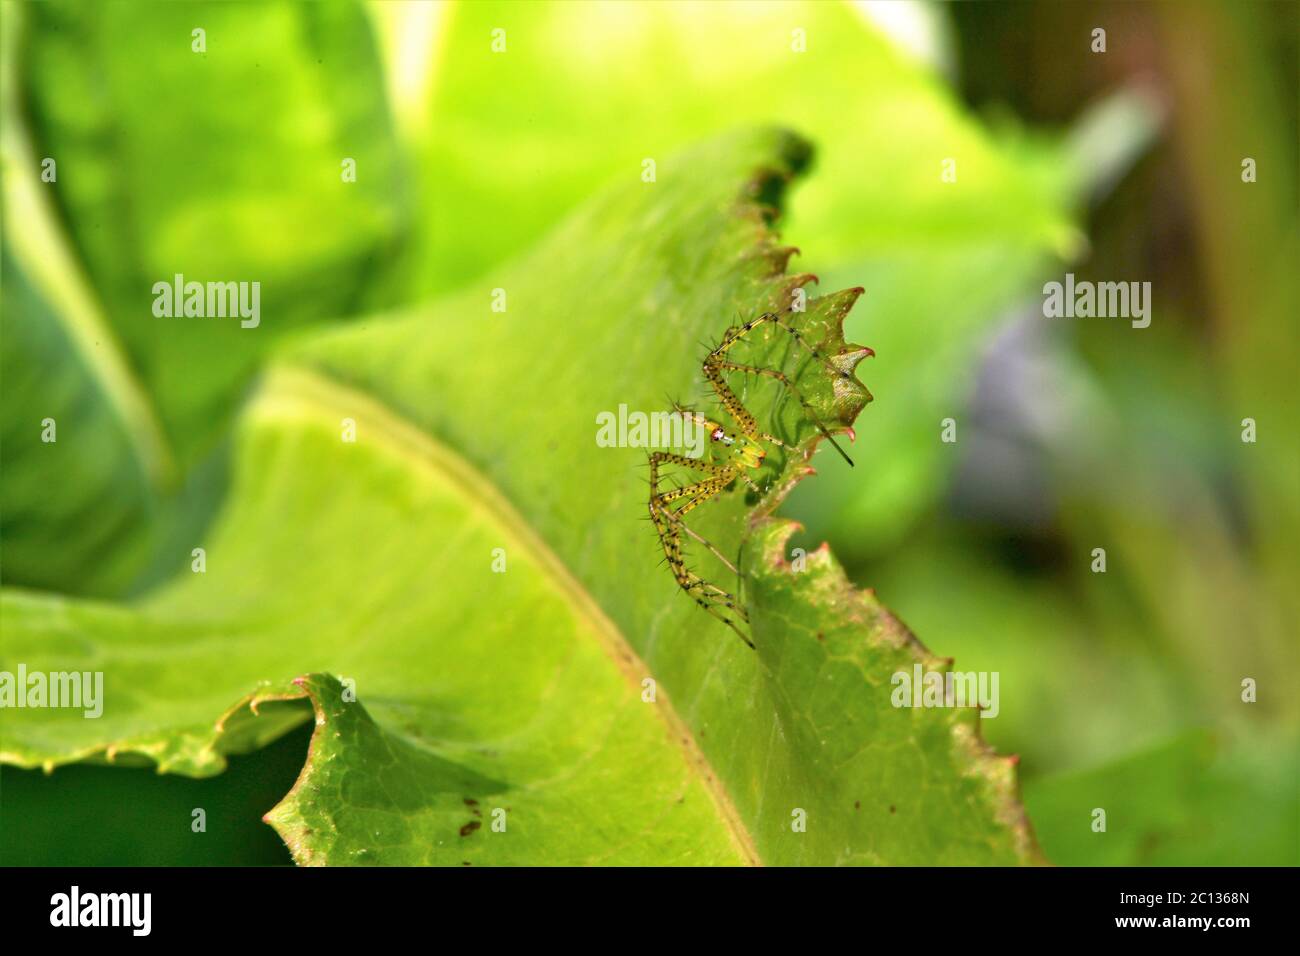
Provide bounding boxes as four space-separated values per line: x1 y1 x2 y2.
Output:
648 305 856 648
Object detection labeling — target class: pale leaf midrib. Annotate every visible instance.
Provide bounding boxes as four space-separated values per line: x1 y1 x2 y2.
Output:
255 362 762 866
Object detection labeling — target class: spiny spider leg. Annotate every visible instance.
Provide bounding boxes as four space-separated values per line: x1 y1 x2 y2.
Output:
648 452 742 575
710 359 847 464
653 512 754 646
656 487 741 576
669 513 741 577
647 306 864 649
705 310 856 466
648 453 753 646
717 307 853 385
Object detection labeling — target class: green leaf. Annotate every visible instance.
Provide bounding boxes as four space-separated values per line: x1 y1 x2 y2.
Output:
2 368 753 864
0 0 409 594
407 0 1077 294
3 128 1038 865
394 0 1091 558
1024 732 1300 866
0 246 156 596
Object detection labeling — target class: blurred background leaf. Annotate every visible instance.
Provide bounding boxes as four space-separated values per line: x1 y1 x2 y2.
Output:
2 0 410 595
1024 731 1299 866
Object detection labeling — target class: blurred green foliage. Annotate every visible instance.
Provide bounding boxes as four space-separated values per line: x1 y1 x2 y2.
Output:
2 0 408 595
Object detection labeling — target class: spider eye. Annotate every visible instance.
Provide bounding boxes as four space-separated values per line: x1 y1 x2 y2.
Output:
711 427 725 442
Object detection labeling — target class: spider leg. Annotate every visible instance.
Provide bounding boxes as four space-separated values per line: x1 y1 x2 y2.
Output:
721 308 857 385
651 510 753 646
648 452 754 647
710 359 852 466
666 410 763 493
646 305 866 647
668 509 741 576
705 311 857 466
650 463 740 575
694 594 755 648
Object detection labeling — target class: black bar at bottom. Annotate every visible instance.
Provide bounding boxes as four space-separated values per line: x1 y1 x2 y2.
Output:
1 866 1279 942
